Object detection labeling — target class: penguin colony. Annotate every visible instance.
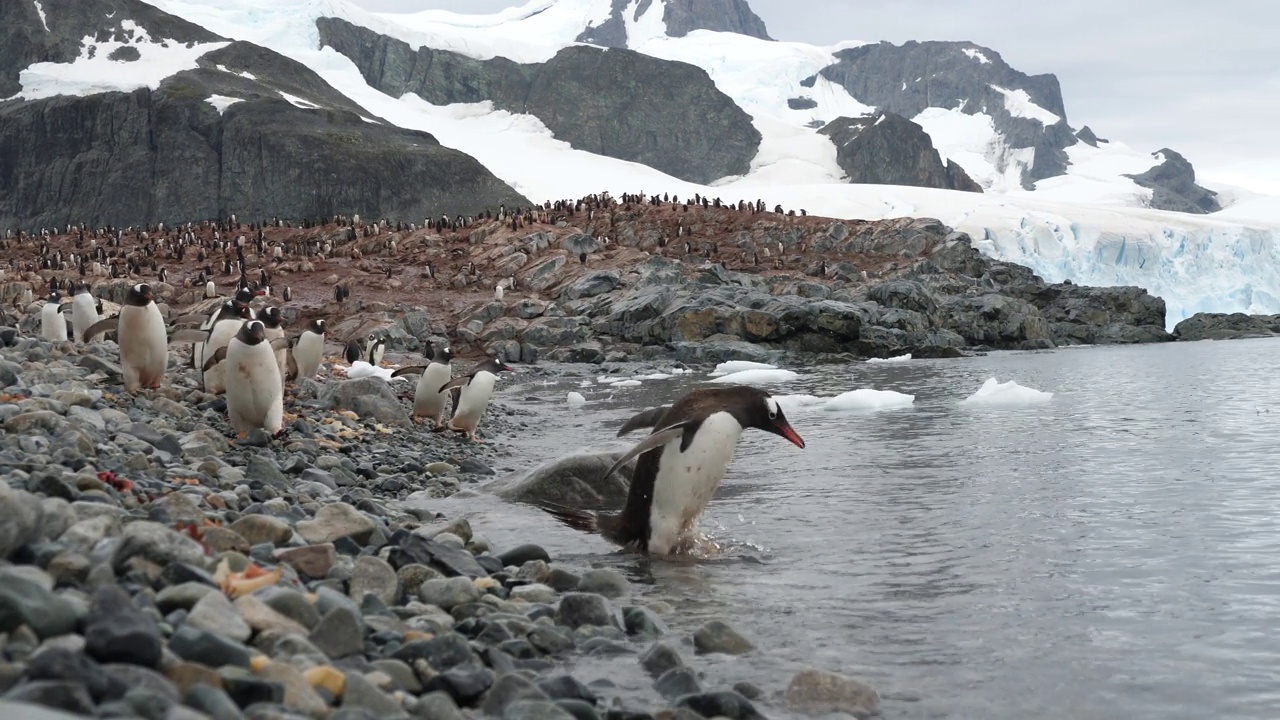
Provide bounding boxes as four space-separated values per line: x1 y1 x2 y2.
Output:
6 194 830 554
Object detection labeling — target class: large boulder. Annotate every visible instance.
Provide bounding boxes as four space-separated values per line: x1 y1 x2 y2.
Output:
321 377 411 426
1173 312 1280 341
488 447 637 509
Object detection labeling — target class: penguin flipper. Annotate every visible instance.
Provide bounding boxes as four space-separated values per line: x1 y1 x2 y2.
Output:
539 502 599 534
285 352 298 381
201 346 228 372
603 425 686 482
169 329 211 344
390 365 427 379
438 376 470 394
616 405 672 437
269 337 291 351
81 317 116 343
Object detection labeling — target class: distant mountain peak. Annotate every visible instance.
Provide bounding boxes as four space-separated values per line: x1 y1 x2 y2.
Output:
576 0 771 49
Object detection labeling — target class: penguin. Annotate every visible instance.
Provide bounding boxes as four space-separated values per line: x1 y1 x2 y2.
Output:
202 320 288 437
365 335 386 366
71 282 102 344
258 306 288 381
389 343 454 428
495 284 504 301
542 386 805 555
291 319 326 381
343 338 362 364
437 355 512 442
204 281 217 299
199 300 254 394
81 283 168 393
40 292 67 342
188 286 264 370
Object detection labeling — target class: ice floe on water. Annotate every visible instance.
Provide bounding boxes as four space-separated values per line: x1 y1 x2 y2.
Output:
612 380 643 388
566 391 586 408
709 361 778 377
709 368 799 385
772 394 828 411
866 354 912 364
959 378 1054 407
634 373 673 380
824 389 916 411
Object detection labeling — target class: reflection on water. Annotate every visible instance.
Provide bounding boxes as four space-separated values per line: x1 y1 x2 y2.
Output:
414 338 1280 720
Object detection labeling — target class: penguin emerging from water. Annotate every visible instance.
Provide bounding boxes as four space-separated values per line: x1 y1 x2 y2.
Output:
71 282 102 344
40 291 67 341
291 319 326 381
543 386 805 555
203 320 290 437
390 343 454 428
438 355 512 442
82 283 168 393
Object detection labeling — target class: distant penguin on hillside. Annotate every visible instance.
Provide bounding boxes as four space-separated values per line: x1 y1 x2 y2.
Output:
390 343 454 428
40 291 66 341
542 386 805 555
438 355 512 442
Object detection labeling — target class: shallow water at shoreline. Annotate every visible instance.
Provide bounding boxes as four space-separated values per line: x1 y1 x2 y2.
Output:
415 338 1280 720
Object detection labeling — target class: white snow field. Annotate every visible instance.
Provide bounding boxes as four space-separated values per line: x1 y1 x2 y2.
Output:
823 389 916 412
959 378 1054 407
28 0 1279 328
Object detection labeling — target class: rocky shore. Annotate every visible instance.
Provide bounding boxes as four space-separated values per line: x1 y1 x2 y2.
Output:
0 334 881 720
1171 312 1280 341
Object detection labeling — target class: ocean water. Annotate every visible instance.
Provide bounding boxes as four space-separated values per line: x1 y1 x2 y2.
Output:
415 338 1280 720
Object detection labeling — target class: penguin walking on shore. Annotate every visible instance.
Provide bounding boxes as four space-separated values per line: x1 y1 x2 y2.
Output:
198 300 254 394
438 355 512 442
71 282 102 344
40 291 67 341
81 283 168 393
187 287 264 370
258 306 289 382
291 319 326 381
204 320 289 437
390 343 454 428
542 386 805 555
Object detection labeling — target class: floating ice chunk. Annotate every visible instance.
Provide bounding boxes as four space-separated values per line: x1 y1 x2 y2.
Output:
960 378 1053 407
578 380 592 388
709 360 778 377
635 373 672 380
866 354 912 363
597 376 620 384
567 391 586 407
343 360 399 382
823 389 915 411
709 369 799 385
773 394 827 411
669 368 694 375
613 380 642 388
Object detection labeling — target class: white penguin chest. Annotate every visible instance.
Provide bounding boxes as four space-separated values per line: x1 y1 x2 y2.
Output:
457 372 497 417
649 412 745 546
418 363 452 398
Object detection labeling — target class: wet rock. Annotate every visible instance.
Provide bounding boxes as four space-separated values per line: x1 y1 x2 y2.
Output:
412 691 467 720
422 664 494 705
509 584 557 604
490 451 635 509
639 642 684 679
418 577 481 610
342 670 408 719
168 626 251 669
274 543 337 578
349 555 400 606
733 681 762 700
322 377 412 426
654 667 701 699
0 486 44 559
112 521 206 570
186 591 252 642
84 585 162 667
308 605 364 659
784 668 880 718
622 607 666 639
556 593 616 630
390 535 488 578
4 680 96 715
676 690 764 720
227 515 293 546
296 503 375 544
693 620 754 655
483 674 548 715
497 544 551 567
24 646 125 703
537 675 596 703
0 573 80 639
577 569 628 598
391 633 477 670
504 699 577 720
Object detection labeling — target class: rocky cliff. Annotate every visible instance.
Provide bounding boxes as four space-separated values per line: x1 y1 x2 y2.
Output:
316 18 760 185
0 3 528 229
1172 312 1280 341
577 0 771 47
1125 148 1221 214
819 112 982 192
814 41 1075 186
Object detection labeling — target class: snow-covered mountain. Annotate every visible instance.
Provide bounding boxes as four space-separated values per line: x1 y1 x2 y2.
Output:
3 0 1280 329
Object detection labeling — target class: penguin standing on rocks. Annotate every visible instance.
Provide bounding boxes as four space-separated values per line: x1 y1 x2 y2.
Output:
365 335 386 366
343 338 363 364
542 386 805 555
190 287 264 370
71 282 102 344
204 320 289 437
258 306 288 382
438 355 512 442
390 343 454 428
40 291 67 341
197 300 254 394
82 284 168 393
291 319 326 381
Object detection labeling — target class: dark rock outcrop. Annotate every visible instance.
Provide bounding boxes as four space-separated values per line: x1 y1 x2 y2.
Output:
576 0 772 48
317 18 760 184
819 112 981 192
815 41 1075 186
1124 148 1221 214
1075 125 1103 147
1172 313 1280 341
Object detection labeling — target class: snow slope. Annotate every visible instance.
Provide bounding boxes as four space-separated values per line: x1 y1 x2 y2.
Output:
21 0 1280 329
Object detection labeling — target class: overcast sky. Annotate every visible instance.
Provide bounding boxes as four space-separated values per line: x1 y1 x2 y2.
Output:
351 0 1280 194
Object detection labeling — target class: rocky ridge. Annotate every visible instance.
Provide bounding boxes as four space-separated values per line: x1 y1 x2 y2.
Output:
819 112 983 192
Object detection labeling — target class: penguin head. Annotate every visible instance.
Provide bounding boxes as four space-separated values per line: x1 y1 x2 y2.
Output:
258 306 282 329
74 281 91 295
237 320 267 346
307 319 326 335
128 283 154 306
233 287 266 305
483 355 514 374
46 291 61 303
732 389 805 449
432 343 453 364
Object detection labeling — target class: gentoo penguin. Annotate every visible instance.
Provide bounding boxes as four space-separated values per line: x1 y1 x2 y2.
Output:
343 338 362 364
364 335 386 366
290 319 325 381
81 283 167 393
200 300 254 394
258 306 288 381
204 320 288 437
188 286 264 370
438 355 512 442
494 284 504 301
71 282 102 344
390 343 454 428
204 281 217 299
543 386 805 555
40 292 67 341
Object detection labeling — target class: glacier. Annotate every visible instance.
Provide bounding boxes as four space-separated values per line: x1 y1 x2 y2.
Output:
44 0 1277 330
